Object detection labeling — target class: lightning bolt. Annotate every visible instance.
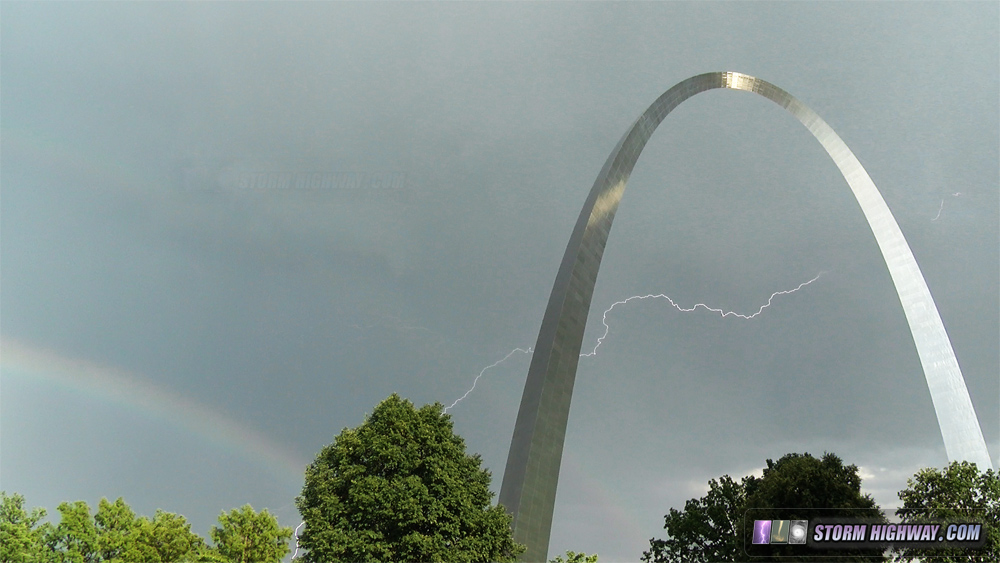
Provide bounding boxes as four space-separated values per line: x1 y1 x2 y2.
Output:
580 272 823 357
291 521 304 560
931 192 962 222
931 199 944 221
445 274 823 412
443 347 533 413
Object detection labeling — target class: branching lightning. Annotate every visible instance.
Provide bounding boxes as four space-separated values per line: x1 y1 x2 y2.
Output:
445 274 823 411
580 272 823 357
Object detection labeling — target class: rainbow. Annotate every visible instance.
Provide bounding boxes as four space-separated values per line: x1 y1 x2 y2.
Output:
1 337 309 488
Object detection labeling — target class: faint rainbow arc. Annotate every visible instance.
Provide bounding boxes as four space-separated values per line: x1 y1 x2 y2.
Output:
1 338 309 488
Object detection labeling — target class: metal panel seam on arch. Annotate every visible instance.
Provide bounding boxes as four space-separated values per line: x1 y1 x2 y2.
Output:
498 71 993 562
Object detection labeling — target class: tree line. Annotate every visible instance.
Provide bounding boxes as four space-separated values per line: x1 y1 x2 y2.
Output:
0 494 291 563
641 453 998 562
3 393 997 562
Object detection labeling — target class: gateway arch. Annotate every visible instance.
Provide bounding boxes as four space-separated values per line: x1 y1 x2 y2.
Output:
498 72 992 562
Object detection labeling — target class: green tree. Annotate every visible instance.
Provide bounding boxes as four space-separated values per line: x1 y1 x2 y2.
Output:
548 550 598 563
139 510 207 563
736 453 886 562
891 461 999 562
46 501 99 563
94 497 159 563
643 452 886 562
14 495 210 563
642 474 752 563
210 505 291 563
1 492 53 563
295 394 524 563
0 493 291 563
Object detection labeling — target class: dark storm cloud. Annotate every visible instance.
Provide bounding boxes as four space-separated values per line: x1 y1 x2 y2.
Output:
2 2 996 561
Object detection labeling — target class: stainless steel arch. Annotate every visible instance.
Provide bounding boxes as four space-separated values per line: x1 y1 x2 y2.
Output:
499 72 992 562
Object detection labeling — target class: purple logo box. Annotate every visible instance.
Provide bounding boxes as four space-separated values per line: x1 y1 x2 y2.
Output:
753 520 772 544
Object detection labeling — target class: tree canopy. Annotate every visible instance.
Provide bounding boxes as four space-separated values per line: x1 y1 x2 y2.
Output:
0 493 290 563
6 444 995 563
295 393 524 563
211 505 292 563
643 452 885 563
641 473 751 563
548 550 598 563
1 492 51 563
892 461 999 562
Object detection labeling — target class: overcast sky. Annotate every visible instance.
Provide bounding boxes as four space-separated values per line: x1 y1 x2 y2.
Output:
1 2 997 562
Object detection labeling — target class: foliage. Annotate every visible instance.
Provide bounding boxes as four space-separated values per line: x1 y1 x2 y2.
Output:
48 500 99 563
142 509 210 563
643 452 886 563
736 452 886 562
295 393 524 563
209 505 292 563
0 493 289 563
891 461 999 562
94 497 152 562
38 497 211 563
642 474 752 563
1 492 53 563
548 550 598 563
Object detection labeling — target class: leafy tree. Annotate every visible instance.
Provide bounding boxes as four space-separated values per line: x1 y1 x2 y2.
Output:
295 394 524 563
52 497 209 563
642 474 752 563
140 509 208 563
891 461 999 562
210 505 291 563
1 492 54 563
548 550 598 563
643 452 886 563
93 497 157 562
46 501 99 563
0 493 295 563
736 453 886 562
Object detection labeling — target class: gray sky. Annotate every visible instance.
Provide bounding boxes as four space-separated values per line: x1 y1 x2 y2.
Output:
1 2 997 561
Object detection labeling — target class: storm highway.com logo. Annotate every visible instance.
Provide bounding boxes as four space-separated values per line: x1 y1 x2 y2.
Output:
750 519 986 552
